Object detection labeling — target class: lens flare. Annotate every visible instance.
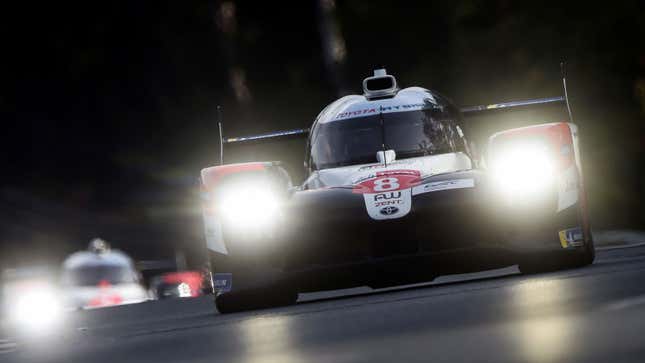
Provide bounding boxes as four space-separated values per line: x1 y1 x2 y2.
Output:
10 287 63 330
490 144 555 201
217 184 281 229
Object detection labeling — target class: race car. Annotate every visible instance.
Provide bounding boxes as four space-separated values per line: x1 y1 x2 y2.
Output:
200 68 594 313
61 239 149 309
149 271 205 300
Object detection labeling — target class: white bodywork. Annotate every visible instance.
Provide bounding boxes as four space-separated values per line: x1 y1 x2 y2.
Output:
315 87 436 124
305 85 472 188
204 86 476 253
64 283 148 310
305 152 472 188
557 123 582 212
61 250 148 309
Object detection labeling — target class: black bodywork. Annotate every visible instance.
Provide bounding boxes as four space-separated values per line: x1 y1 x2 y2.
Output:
208 168 585 295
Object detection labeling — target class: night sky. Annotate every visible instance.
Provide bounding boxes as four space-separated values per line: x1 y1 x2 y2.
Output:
2 1 644 267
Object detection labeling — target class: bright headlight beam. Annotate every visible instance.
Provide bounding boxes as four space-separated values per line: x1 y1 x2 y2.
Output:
217 185 281 228
177 282 192 298
491 144 555 200
10 288 63 330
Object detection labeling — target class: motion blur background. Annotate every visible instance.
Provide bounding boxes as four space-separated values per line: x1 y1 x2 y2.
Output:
2 1 644 268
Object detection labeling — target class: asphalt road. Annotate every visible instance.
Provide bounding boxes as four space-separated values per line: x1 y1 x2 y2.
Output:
4 244 645 363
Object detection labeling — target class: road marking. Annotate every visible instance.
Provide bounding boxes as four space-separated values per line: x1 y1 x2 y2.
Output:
0 339 18 354
605 294 645 311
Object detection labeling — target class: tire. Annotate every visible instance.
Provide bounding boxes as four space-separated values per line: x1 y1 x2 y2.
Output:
572 234 596 267
518 238 595 274
215 285 297 314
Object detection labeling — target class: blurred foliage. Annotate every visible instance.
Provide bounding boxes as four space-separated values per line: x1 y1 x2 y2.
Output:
2 0 644 265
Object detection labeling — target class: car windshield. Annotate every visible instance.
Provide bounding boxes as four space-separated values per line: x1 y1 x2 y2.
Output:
310 108 465 170
62 264 138 287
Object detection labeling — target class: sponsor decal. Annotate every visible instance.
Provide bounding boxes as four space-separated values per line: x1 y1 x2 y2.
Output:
335 108 377 119
357 159 414 171
334 103 427 120
411 178 475 195
358 170 420 220
213 273 233 292
374 191 401 200
373 191 404 207
558 227 584 248
379 206 399 215
363 188 412 220
353 170 421 194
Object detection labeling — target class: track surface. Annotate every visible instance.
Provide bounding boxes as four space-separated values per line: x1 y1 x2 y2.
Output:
3 245 645 363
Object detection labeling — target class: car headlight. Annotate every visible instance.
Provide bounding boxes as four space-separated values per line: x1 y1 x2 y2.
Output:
490 144 555 201
177 282 192 298
217 184 281 229
9 288 63 330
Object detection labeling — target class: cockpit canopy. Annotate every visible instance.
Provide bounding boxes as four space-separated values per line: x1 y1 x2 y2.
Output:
308 84 468 171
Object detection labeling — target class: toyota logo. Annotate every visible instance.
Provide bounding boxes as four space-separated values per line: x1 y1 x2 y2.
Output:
379 206 399 215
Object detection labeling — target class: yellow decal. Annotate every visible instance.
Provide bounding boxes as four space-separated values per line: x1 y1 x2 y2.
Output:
559 230 568 248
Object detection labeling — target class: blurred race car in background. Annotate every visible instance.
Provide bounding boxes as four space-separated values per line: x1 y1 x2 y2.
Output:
200 68 594 313
61 239 149 309
149 271 205 300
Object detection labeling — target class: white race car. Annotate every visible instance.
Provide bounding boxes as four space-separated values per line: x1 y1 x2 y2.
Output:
61 240 148 309
201 69 594 313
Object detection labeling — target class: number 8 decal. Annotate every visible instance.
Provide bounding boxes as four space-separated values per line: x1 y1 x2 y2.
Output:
373 177 400 191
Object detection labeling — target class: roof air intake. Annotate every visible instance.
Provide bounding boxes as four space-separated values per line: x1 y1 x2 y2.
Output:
363 68 398 100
